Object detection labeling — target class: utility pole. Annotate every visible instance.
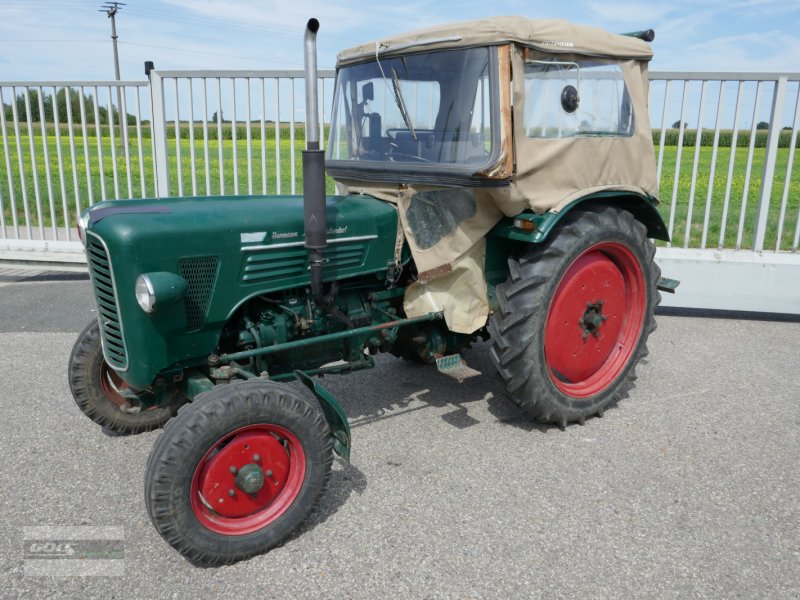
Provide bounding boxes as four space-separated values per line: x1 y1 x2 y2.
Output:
100 2 127 159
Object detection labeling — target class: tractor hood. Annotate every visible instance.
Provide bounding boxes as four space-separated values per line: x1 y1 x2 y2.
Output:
81 194 399 389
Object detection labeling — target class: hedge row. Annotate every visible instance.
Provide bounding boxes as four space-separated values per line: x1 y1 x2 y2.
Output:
1 122 318 142
163 123 327 142
6 123 800 148
652 128 800 148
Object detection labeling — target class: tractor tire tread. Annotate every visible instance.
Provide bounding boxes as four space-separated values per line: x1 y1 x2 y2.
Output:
487 204 660 426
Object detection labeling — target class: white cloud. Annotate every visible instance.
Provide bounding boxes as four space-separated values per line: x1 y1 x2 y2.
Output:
1 0 798 79
587 1 673 27
661 31 800 72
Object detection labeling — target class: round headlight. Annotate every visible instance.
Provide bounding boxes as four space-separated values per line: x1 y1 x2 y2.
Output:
135 275 156 313
77 215 89 248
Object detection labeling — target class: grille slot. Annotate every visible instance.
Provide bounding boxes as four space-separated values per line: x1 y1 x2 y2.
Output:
180 257 219 330
322 244 366 271
86 234 128 370
243 248 306 283
241 243 367 285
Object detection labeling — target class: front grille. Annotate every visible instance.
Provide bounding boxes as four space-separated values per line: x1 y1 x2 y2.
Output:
179 256 219 330
86 234 128 370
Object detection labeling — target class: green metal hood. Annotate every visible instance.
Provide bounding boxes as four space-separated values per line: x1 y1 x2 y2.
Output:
82 194 398 389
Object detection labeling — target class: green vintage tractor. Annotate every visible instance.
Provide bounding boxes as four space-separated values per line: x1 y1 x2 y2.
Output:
69 17 676 566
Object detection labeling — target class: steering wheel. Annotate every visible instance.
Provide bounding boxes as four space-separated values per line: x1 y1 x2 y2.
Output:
387 144 430 163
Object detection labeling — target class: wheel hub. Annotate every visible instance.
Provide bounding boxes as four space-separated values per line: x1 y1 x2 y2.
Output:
234 463 265 494
194 429 292 520
580 301 607 340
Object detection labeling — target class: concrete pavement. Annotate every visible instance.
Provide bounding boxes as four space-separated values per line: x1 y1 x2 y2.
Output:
0 271 798 599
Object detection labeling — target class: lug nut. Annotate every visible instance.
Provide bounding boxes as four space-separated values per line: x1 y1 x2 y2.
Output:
265 469 273 478
229 466 237 474
228 489 236 497
253 454 260 462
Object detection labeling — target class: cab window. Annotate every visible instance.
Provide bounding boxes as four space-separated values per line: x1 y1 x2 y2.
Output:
523 60 634 138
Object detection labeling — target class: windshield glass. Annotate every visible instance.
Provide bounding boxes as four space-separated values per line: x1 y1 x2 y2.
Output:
327 47 496 174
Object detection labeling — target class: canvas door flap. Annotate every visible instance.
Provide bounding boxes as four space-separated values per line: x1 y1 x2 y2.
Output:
397 187 503 274
403 239 489 334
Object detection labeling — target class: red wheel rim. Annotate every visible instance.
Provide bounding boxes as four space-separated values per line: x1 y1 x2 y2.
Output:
100 363 163 413
99 363 132 410
190 424 306 535
544 241 645 399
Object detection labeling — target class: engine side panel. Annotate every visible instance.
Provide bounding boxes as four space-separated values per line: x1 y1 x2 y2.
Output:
84 194 398 388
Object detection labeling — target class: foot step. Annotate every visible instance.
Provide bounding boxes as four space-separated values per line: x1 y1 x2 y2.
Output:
435 354 481 383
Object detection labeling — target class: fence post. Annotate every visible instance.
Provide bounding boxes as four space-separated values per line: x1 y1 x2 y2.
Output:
753 76 787 251
148 67 170 197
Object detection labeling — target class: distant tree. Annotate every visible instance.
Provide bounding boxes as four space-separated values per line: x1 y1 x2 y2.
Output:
211 110 229 123
9 89 50 122
783 126 793 131
756 121 769 130
54 88 93 124
672 120 688 129
3 88 133 125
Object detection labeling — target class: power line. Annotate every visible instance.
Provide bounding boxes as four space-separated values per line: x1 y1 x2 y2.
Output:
0 39 107 43
0 2 90 9
117 41 302 66
120 4 356 45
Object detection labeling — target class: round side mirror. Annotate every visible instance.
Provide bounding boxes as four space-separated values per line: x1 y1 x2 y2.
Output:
561 85 579 113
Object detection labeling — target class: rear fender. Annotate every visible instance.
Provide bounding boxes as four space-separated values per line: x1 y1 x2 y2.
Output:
489 192 670 244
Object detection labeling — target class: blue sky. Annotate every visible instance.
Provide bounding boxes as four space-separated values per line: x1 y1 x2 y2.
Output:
1 0 799 80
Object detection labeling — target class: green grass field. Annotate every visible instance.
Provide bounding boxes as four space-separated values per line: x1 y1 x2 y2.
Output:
656 144 799 251
1 132 798 251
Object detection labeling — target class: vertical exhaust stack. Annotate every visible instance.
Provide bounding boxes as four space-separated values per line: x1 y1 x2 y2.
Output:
303 18 327 301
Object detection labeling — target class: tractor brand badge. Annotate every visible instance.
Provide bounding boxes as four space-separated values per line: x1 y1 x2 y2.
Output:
271 231 300 240
327 226 347 235
536 40 574 48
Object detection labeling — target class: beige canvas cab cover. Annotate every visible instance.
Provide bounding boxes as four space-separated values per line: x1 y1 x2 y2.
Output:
333 18 658 334
337 16 653 65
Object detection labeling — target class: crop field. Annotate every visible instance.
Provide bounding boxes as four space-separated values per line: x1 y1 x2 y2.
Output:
1 130 798 251
656 144 799 250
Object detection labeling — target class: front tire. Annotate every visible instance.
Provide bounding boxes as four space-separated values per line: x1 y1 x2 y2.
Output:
144 380 334 566
68 320 184 434
488 205 660 426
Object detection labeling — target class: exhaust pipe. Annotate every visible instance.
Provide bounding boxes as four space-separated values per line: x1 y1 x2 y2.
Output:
302 18 327 301
304 18 321 151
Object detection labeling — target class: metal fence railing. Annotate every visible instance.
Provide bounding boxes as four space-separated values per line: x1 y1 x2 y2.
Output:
0 80 153 244
1 70 798 279
2 70 798 253
648 72 800 255
146 70 336 200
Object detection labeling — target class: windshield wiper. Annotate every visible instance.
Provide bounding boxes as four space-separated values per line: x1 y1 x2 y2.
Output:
390 67 417 141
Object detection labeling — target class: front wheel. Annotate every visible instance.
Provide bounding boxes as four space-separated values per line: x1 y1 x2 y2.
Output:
68 320 185 434
144 380 333 566
488 205 660 426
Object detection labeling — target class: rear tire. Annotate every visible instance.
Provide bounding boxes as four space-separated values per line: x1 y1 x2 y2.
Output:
68 320 184 434
144 380 334 567
488 205 660 426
